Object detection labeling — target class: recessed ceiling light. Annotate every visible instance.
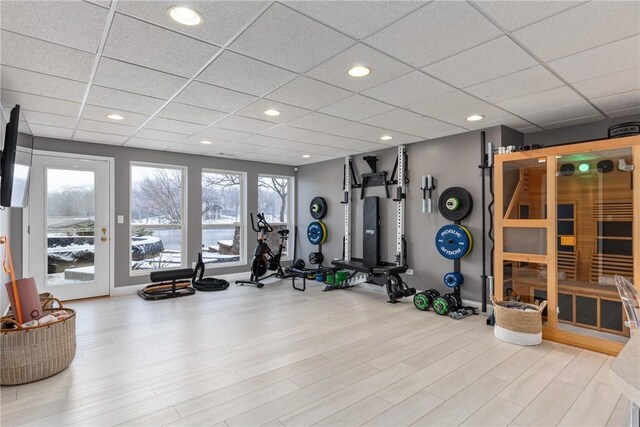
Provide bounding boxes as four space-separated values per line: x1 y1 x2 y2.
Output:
264 109 280 116
200 140 213 145
302 154 312 158
106 113 124 121
380 135 393 141
348 66 371 77
466 114 484 122
167 6 203 26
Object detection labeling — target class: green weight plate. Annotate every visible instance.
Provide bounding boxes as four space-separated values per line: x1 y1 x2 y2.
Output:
413 292 430 311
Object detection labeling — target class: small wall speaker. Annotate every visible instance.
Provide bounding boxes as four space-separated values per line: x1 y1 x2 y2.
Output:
560 164 575 176
597 160 614 173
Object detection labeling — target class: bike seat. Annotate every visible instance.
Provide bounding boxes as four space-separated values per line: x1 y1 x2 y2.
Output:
278 229 290 236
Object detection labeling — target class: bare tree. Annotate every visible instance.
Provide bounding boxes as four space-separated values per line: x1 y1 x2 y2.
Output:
202 173 240 220
258 177 288 222
133 169 182 224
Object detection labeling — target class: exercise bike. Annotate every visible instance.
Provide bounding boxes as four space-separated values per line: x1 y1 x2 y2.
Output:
236 213 291 288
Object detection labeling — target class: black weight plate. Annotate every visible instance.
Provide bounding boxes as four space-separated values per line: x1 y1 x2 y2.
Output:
310 196 328 220
438 187 473 222
308 252 324 265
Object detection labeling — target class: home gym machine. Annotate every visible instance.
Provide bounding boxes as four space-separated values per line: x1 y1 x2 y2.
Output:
236 212 303 290
329 145 416 303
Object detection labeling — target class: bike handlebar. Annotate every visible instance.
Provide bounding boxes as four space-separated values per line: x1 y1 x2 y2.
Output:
250 212 274 233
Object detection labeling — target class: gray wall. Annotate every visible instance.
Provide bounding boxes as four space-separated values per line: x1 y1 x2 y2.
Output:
525 114 640 147
10 135 295 289
297 126 507 303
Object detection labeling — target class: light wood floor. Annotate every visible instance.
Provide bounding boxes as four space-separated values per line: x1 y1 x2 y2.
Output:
0 274 632 426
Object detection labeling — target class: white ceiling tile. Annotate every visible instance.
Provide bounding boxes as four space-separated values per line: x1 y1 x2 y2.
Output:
235 98 311 124
497 86 585 116
1 90 81 117
606 106 640 118
573 68 640 100
306 43 413 92
423 36 538 88
125 138 174 151
229 3 354 73
319 95 394 121
436 105 514 130
286 112 352 132
93 57 188 99
174 81 256 113
513 2 640 61
362 71 454 107
74 130 128 145
474 1 584 31
77 118 137 136
22 111 77 128
461 114 532 131
519 101 600 125
145 117 205 135
0 30 95 82
199 140 262 153
266 76 353 110
407 90 489 118
103 13 220 78
1 66 87 102
540 114 604 130
591 90 640 113
465 66 564 103
86 0 111 9
361 108 426 130
197 51 296 97
158 102 227 126
371 131 423 146
28 124 74 139
260 125 320 141
116 1 266 46
547 36 640 83
327 122 391 140
166 144 211 155
392 116 467 139
299 132 386 151
86 86 165 115
81 105 150 128
365 1 502 67
518 125 544 134
284 1 425 39
197 127 253 142
136 128 188 142
214 115 275 133
18 121 32 134
0 1 108 53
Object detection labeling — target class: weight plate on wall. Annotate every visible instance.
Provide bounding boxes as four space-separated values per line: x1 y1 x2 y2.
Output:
459 225 474 257
435 224 472 260
308 252 324 265
307 221 326 245
319 221 328 244
310 196 328 220
443 272 464 288
438 187 473 221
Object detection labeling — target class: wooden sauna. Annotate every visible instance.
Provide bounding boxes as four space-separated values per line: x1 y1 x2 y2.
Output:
495 135 640 355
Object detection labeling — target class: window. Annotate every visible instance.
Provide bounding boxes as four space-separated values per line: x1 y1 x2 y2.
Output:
202 170 245 267
258 175 294 257
130 163 186 272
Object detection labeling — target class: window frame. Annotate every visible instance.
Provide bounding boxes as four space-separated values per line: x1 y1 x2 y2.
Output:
257 173 295 261
129 161 188 276
201 168 247 269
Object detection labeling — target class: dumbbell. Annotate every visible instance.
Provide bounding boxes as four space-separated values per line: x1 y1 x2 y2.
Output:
413 289 440 311
433 293 462 316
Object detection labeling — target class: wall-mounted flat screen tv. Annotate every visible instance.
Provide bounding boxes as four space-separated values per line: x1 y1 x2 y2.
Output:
1 105 33 208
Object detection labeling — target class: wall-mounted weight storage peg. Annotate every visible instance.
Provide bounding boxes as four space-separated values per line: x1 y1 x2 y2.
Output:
413 289 440 311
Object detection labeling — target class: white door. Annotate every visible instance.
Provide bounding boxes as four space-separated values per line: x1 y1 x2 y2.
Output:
27 154 111 300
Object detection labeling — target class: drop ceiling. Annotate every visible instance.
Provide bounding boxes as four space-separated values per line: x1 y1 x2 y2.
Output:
1 0 639 166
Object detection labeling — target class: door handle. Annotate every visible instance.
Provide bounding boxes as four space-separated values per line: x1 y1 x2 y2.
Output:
101 227 108 242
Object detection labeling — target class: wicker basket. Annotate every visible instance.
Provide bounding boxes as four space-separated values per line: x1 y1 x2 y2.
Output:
491 296 547 346
1 299 76 385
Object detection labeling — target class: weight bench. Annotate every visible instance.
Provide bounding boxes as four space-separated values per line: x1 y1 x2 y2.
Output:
330 258 413 303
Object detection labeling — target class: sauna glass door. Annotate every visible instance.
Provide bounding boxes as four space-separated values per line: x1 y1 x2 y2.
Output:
555 147 633 343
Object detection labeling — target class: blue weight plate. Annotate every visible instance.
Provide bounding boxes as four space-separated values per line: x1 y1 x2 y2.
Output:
435 224 471 260
307 221 324 245
443 272 464 288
